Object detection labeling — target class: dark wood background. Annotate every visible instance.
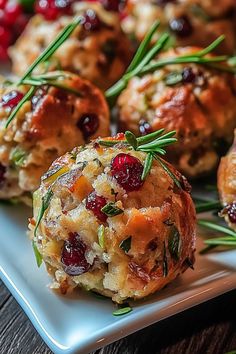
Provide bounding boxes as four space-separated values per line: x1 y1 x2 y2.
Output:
1 280 236 354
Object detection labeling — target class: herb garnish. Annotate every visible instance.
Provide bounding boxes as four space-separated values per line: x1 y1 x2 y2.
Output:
195 198 236 252
105 20 235 103
119 236 132 254
99 129 179 187
101 202 124 217
98 225 105 249
34 188 53 238
5 16 82 128
168 226 181 261
163 242 168 277
10 147 27 168
113 306 132 316
32 241 43 268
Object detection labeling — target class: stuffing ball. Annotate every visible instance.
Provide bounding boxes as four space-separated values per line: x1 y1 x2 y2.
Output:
218 130 236 231
122 0 236 54
0 71 110 202
9 2 133 90
29 133 196 303
117 47 236 179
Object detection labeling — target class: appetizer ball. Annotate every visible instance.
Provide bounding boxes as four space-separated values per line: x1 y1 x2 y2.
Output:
0 71 109 202
118 47 236 179
218 130 236 231
122 0 236 54
9 2 133 90
29 133 196 303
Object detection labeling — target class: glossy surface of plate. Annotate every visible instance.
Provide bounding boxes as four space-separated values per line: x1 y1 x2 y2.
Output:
0 202 236 354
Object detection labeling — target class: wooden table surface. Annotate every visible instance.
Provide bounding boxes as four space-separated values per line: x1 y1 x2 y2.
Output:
1 280 236 354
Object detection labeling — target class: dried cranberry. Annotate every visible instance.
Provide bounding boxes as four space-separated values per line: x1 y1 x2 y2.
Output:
182 67 196 83
0 90 24 109
0 26 11 47
226 202 236 224
61 232 91 276
111 153 144 192
35 0 73 21
169 15 193 37
0 163 6 187
155 0 176 5
100 0 124 12
81 9 101 31
0 45 8 61
4 2 22 25
0 0 7 10
139 119 152 136
77 113 99 140
86 191 107 222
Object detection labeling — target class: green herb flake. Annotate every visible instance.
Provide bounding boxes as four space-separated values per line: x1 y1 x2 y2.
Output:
163 242 168 277
34 188 53 237
113 306 132 316
168 226 181 261
32 241 43 267
101 202 124 217
98 225 105 249
119 236 132 254
141 152 153 180
10 147 27 167
125 131 138 150
165 71 183 86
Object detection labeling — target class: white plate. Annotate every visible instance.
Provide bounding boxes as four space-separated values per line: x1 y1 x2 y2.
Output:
0 202 236 354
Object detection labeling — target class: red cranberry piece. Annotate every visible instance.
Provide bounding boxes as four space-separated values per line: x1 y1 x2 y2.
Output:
86 191 107 222
169 15 193 38
182 67 196 83
100 0 123 12
155 0 176 5
4 2 22 25
226 203 236 224
0 163 6 187
0 45 8 61
0 26 11 46
139 119 152 136
35 0 73 21
61 232 91 276
81 9 101 31
0 90 24 109
77 113 99 139
0 0 7 10
111 153 144 192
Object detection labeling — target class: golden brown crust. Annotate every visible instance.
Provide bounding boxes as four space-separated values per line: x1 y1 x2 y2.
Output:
118 47 236 179
218 130 236 230
123 0 236 54
0 72 110 200
9 3 133 90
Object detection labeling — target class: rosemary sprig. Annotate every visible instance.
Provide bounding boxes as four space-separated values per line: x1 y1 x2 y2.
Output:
34 188 53 238
99 129 179 187
195 200 222 214
4 17 81 128
198 219 236 253
105 27 235 103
